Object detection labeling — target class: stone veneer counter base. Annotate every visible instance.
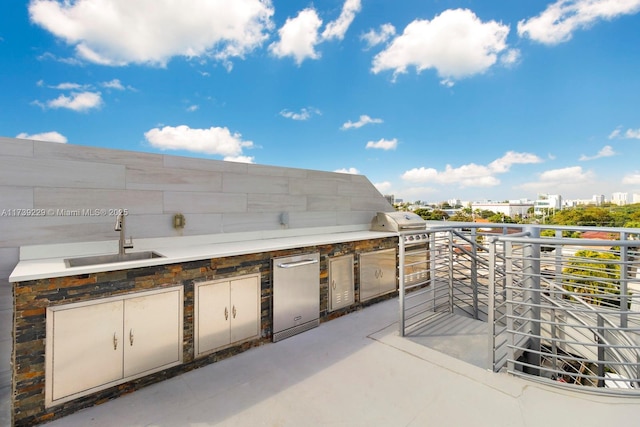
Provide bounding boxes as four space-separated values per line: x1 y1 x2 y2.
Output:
10 233 398 427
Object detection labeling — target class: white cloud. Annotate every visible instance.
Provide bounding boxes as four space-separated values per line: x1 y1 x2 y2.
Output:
101 79 125 90
28 0 274 66
321 0 361 41
518 0 640 45
366 138 397 150
335 167 360 174
440 78 455 88
608 126 640 139
626 129 640 139
15 131 68 143
541 166 592 182
374 181 392 193
43 91 103 111
402 151 542 188
372 9 511 83
361 24 396 49
519 166 595 193
224 155 255 163
622 172 640 185
279 107 321 121
51 82 84 90
402 166 440 183
488 151 543 173
269 8 322 65
341 114 383 129
579 145 616 161
37 51 83 65
500 48 521 67
144 125 253 157
187 105 199 112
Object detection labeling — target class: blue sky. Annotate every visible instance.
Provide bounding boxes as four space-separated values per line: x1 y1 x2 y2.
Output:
2 0 640 203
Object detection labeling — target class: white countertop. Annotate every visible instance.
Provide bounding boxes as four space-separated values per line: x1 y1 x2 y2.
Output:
9 227 397 282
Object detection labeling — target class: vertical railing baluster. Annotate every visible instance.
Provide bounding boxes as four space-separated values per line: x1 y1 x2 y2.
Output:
471 227 479 319
448 230 454 314
620 231 628 328
523 226 541 376
399 234 406 336
430 231 437 312
488 236 496 371
506 240 515 374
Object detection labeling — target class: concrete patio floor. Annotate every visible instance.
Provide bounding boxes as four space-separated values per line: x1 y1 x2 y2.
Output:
5 297 640 427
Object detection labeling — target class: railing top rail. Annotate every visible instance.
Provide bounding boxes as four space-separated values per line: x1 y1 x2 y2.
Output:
424 221 640 236
493 235 639 247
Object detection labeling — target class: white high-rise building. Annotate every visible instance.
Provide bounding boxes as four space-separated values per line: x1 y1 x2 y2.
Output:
611 192 629 206
534 194 562 216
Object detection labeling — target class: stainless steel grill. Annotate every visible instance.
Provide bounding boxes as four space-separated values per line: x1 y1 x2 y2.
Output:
370 211 427 232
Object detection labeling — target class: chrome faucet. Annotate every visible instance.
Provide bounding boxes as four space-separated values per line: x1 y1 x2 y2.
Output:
114 210 134 255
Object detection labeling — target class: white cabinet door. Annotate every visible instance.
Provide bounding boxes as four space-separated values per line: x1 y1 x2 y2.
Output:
229 275 260 344
49 300 124 401
359 249 396 301
195 273 260 356
329 255 354 311
123 288 183 377
377 250 397 295
47 286 183 407
196 280 231 354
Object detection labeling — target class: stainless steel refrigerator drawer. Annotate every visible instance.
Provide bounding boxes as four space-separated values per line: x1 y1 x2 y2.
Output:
272 252 320 342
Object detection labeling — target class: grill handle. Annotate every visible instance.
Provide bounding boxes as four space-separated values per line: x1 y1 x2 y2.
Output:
400 224 428 230
277 259 319 268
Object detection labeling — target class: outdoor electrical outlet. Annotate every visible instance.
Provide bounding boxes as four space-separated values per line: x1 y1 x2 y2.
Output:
173 213 186 229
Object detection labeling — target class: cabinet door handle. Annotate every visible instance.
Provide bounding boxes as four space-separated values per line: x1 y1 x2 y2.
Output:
129 329 134 346
113 333 118 350
332 280 336 290
232 305 237 319
224 307 228 320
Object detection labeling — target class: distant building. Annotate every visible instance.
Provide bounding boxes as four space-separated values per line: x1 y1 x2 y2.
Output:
611 192 628 206
471 201 533 218
566 195 605 207
385 194 395 205
634 194 640 204
448 198 461 208
534 194 562 216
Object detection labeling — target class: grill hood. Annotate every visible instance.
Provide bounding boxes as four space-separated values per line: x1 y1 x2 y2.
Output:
370 211 427 232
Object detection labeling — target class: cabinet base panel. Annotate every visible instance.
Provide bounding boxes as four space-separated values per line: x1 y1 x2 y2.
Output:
273 319 319 342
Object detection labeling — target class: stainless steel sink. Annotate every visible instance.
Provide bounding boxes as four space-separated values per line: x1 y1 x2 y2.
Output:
65 251 165 268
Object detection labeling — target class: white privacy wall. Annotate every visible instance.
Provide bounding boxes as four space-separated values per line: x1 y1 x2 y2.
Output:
0 136 392 279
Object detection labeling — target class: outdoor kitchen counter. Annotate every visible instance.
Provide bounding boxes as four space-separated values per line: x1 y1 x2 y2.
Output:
9 227 396 282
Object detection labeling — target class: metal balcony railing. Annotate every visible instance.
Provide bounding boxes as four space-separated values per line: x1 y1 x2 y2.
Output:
398 222 640 395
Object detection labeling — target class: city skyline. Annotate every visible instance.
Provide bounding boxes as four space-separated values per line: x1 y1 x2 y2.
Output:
397 191 638 207
2 1 640 202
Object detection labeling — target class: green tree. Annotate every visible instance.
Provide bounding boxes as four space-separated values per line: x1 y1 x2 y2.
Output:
487 213 517 223
476 209 496 219
563 250 620 307
415 208 448 221
449 211 473 222
440 201 452 209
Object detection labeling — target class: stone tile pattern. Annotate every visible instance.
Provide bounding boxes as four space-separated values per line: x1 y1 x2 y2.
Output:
12 238 396 426
0 137 392 280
